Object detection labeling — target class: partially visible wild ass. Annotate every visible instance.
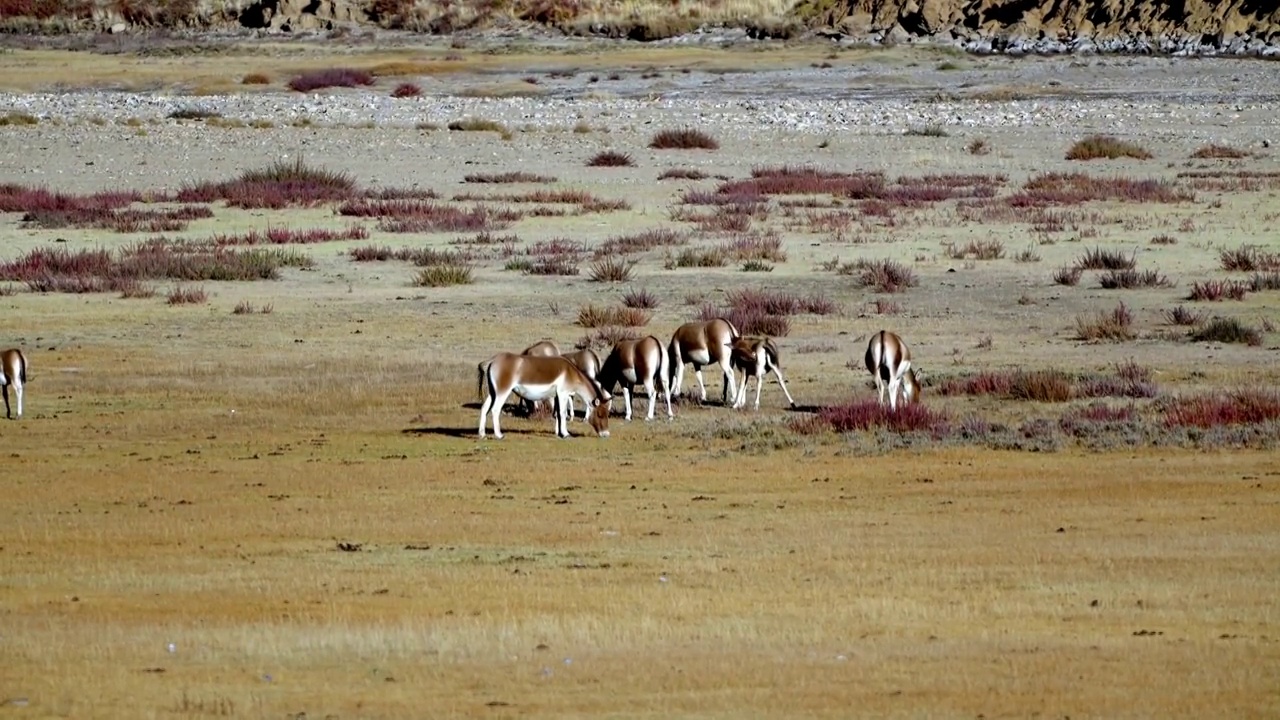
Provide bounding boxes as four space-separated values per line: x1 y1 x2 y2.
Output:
477 353 610 439
560 348 602 421
864 330 920 410
1 348 27 420
598 335 673 421
668 318 738 406
728 336 796 410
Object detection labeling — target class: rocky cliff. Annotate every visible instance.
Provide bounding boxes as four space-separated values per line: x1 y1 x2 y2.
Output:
795 0 1280 54
3 0 1280 55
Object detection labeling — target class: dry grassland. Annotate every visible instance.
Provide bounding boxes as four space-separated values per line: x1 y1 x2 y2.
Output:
2 42 1280 718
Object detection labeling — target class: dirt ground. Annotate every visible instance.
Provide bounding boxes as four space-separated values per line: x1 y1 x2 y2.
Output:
1 40 1279 718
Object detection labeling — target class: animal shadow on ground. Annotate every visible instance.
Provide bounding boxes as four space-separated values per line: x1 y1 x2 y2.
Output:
786 403 825 414
402 426 552 438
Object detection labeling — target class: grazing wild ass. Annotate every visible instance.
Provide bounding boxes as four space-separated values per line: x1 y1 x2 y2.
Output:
1 348 27 420
728 336 797 410
477 353 610 439
478 340 560 416
864 330 920 410
598 335 673 421
560 348 602 421
668 318 739 406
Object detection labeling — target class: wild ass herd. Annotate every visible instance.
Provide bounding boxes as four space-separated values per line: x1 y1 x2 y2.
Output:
476 319 921 439
0 326 920 434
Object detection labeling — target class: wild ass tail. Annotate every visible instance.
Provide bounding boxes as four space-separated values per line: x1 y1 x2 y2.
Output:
667 338 682 388
658 337 672 394
18 350 27 383
476 359 490 402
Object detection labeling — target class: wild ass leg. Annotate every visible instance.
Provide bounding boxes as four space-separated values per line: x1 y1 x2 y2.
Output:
693 365 708 402
2 385 10 420
770 366 796 409
890 360 912 411
622 386 634 421
874 369 889 406
554 393 571 438
481 386 511 439
721 354 737 408
642 375 658 421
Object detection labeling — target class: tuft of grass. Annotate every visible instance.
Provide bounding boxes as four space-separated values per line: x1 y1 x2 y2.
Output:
167 285 208 305
740 260 774 272
177 157 357 209
1187 280 1249 302
804 398 952 435
1190 144 1248 160
1076 301 1135 342
1053 265 1083 286
463 171 556 184
0 111 39 126
621 287 659 309
1014 245 1041 263
447 117 511 138
586 150 635 167
167 107 222 121
391 82 422 98
1149 234 1178 245
947 239 1005 260
412 264 473 287
1220 245 1280 272
116 279 156 299
649 127 719 150
575 325 642 351
1098 268 1172 289
287 68 376 93
1249 272 1280 292
595 228 687 258
839 258 917 293
1162 305 1203 326
241 72 271 85
1189 317 1263 346
967 138 989 155
668 246 729 268
658 167 709 181
1162 391 1280 428
904 124 948 137
1065 135 1153 161
587 257 634 282
1076 246 1136 271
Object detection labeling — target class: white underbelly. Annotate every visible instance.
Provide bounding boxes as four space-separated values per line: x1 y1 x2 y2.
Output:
688 349 711 365
513 382 559 401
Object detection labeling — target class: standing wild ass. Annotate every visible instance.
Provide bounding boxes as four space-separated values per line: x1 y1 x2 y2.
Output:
1 348 27 420
477 353 610 439
559 348 602 421
598 335 673 421
864 330 920 410
728 336 797 410
668 318 738 406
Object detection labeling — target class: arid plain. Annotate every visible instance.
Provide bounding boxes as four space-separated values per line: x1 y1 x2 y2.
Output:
1 37 1279 718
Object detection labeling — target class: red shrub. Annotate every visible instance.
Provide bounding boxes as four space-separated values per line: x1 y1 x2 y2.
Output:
1163 391 1280 429
810 398 951 435
288 68 376 92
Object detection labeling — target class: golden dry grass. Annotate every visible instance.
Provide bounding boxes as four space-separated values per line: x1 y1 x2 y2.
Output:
4 339 1278 717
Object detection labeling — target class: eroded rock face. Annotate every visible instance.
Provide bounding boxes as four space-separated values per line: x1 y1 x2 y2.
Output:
803 0 1280 43
7 0 1280 53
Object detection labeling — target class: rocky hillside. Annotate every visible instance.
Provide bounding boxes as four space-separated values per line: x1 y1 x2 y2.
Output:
797 0 1280 54
2 0 1279 54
